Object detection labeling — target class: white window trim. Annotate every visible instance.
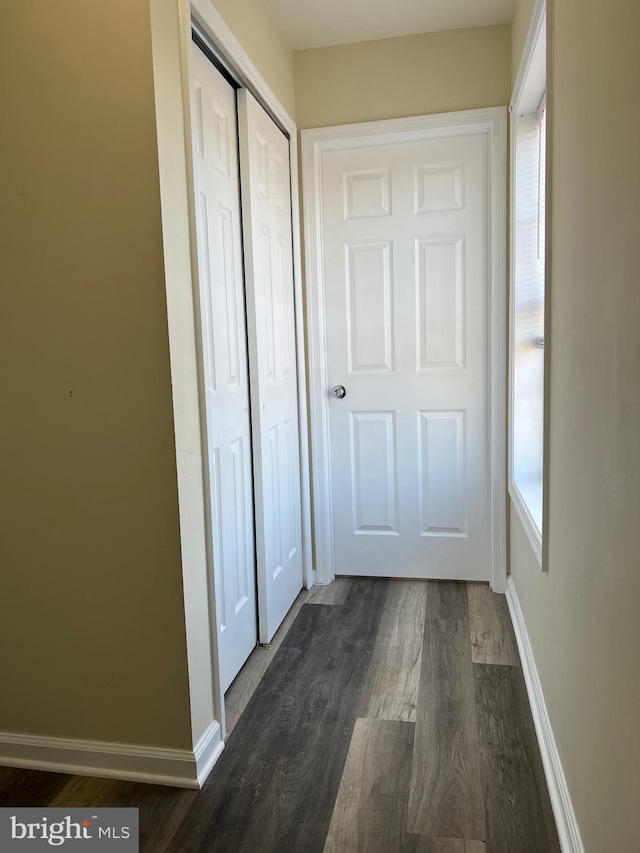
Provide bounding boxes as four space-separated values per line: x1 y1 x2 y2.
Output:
509 0 549 568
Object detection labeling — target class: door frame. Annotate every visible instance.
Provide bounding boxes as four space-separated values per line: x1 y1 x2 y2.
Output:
302 107 508 593
149 0 313 754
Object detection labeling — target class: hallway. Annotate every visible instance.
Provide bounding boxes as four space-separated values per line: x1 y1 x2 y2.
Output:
0 580 559 851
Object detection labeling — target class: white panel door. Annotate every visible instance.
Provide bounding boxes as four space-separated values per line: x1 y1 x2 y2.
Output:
191 45 257 691
238 90 303 643
322 133 491 579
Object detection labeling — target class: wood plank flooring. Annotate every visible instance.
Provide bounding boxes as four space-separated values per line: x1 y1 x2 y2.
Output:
168 579 390 853
324 718 414 853
468 584 519 666
225 586 313 735
473 663 559 853
359 581 428 723
307 577 353 605
225 578 352 734
0 580 560 853
407 617 485 840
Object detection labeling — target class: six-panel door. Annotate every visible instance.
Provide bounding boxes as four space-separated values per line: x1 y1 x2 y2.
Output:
322 133 492 580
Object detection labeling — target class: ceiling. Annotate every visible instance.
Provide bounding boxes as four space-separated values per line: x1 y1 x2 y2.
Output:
262 0 518 50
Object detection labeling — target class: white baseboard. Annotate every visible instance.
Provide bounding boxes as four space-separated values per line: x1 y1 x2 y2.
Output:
0 720 223 790
194 721 224 786
506 577 585 853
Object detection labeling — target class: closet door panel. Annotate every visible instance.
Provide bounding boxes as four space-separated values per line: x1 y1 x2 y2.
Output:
238 90 304 643
191 44 257 691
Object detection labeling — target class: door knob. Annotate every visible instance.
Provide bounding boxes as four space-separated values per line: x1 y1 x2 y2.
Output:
331 385 346 399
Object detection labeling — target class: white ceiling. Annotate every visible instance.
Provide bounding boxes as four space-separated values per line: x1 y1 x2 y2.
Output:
262 0 518 50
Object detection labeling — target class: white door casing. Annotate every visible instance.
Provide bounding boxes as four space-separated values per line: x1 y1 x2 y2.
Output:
190 44 257 692
303 109 507 589
238 90 304 642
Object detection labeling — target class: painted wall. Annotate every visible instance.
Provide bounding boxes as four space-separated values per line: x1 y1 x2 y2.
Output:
0 0 192 749
212 0 296 117
510 0 537 84
509 0 640 849
293 25 511 129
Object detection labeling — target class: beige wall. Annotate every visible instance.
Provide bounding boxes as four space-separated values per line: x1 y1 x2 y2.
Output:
509 0 640 849
0 0 192 749
213 0 295 117
293 25 511 129
510 0 537 85
0 0 296 757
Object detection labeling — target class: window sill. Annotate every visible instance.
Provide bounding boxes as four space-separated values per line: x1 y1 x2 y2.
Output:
509 478 543 567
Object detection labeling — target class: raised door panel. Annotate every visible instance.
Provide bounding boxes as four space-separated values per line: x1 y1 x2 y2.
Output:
197 192 217 392
219 205 241 388
343 169 392 219
346 241 394 374
276 233 293 381
266 424 283 580
415 162 465 213
229 437 250 609
418 411 467 537
282 418 298 562
211 439 252 629
416 236 465 370
258 223 276 382
349 411 398 535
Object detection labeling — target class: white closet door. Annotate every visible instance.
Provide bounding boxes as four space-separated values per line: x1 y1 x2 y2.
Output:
190 45 257 691
238 90 303 643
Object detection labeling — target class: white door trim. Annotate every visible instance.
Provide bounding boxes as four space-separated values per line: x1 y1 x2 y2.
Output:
302 107 508 592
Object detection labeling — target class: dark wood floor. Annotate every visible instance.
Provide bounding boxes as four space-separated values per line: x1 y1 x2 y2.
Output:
0 580 560 852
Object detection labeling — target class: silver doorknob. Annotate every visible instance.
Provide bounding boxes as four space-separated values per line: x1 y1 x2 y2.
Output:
331 385 346 399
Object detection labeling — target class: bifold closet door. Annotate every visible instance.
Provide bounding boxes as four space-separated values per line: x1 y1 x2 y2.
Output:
238 90 304 644
190 44 257 692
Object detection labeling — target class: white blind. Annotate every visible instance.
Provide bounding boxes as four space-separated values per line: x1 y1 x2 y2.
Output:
537 105 546 261
514 110 546 345
512 104 547 498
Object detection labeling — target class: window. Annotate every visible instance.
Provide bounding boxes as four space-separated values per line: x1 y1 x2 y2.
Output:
510 1 547 565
